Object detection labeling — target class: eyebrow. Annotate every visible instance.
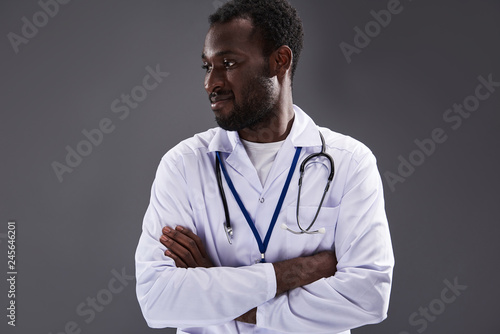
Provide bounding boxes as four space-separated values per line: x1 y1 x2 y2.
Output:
201 50 239 59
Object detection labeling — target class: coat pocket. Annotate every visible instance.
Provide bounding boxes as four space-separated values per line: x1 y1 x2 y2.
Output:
282 205 340 258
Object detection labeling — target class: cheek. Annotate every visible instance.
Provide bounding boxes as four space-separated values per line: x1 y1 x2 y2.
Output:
226 73 245 98
227 67 266 102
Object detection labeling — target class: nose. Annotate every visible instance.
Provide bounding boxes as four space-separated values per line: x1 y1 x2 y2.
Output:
204 67 225 94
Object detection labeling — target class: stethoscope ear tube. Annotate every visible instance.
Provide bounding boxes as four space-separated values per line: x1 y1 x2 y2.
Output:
320 132 335 181
293 131 335 234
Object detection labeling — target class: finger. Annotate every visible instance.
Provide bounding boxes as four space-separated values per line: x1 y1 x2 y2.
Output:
160 234 197 267
165 250 188 268
164 227 205 264
175 226 210 259
159 233 169 248
174 227 214 267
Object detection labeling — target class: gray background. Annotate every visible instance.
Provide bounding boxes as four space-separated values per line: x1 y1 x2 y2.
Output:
1 0 499 333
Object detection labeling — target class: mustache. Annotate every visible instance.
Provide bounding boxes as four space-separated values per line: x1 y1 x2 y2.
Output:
209 91 233 103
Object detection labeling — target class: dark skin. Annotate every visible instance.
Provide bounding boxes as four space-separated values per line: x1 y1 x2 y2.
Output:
161 226 337 323
160 18 337 325
202 18 294 142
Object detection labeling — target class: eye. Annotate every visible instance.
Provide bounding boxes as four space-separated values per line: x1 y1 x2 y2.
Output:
201 63 212 73
223 60 236 69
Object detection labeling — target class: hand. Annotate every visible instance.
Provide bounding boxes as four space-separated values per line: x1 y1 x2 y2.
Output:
160 226 214 268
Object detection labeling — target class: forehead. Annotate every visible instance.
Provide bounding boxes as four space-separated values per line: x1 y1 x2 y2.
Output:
202 18 262 59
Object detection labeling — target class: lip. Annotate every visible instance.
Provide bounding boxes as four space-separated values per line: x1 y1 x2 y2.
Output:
210 95 233 110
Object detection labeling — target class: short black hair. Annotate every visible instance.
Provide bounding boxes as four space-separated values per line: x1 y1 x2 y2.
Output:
209 0 304 83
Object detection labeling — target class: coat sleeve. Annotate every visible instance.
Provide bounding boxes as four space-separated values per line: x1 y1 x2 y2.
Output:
135 153 277 329
256 151 395 333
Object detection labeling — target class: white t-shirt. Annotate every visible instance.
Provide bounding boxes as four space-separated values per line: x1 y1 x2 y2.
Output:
240 138 285 186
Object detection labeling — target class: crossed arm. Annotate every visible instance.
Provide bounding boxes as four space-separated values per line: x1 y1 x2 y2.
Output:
159 225 337 324
137 150 393 331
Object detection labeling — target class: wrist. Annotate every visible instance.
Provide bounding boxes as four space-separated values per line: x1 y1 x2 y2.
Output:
235 307 257 324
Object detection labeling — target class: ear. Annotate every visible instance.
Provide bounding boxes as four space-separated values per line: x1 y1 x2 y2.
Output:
270 45 293 81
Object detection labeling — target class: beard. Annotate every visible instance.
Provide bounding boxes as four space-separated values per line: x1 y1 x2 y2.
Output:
215 67 278 132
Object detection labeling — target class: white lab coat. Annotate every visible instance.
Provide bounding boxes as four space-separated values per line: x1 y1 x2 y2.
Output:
135 105 394 333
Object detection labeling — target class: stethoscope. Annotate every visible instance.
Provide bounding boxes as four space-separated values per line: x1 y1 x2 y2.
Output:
215 131 334 262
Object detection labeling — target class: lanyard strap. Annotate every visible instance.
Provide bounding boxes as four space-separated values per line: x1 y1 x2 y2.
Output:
216 147 302 262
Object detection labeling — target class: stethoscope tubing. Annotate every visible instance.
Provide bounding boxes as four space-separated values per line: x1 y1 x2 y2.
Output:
215 156 233 243
295 132 334 233
216 130 335 247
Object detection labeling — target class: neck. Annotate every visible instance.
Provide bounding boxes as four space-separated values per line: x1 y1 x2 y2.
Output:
238 98 295 143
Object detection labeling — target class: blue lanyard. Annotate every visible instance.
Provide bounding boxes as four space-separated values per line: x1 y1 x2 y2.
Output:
216 147 302 263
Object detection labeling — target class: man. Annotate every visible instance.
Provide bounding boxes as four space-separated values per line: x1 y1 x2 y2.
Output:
135 0 394 333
